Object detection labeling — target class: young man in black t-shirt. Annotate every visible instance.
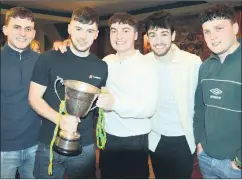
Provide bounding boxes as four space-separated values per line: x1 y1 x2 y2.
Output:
29 7 108 179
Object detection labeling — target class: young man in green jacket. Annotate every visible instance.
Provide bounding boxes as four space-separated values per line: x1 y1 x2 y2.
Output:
193 4 241 179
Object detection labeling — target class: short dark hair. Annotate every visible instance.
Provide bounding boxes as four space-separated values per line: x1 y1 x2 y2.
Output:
199 4 237 24
71 7 99 27
5 7 35 25
144 11 175 34
108 13 138 31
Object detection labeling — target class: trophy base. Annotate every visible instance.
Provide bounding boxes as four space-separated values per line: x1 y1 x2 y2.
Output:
54 135 82 156
53 144 82 156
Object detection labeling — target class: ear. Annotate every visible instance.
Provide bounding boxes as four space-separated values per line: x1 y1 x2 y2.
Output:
94 30 99 40
232 22 239 35
2 25 8 36
134 31 138 41
67 24 71 35
146 34 150 44
171 31 176 41
32 29 36 40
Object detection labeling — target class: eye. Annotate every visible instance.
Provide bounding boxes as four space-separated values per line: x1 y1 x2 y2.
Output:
13 26 20 30
148 34 155 38
124 30 129 33
25 27 32 32
75 28 81 31
110 30 116 34
203 30 210 35
215 27 223 31
87 30 94 34
161 34 168 37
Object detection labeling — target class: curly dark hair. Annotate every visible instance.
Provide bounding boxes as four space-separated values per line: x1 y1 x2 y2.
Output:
72 7 99 27
5 7 34 25
108 12 138 32
143 10 175 34
199 4 237 24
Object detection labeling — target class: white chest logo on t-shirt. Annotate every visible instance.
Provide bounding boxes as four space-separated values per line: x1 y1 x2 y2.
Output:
89 74 101 80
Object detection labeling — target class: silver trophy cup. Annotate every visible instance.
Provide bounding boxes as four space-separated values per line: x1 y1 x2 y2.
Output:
53 77 100 156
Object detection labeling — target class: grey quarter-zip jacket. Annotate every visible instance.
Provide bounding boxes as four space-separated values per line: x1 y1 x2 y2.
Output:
1 43 41 151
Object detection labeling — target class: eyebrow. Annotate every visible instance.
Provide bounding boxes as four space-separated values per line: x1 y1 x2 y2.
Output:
160 30 169 34
148 30 169 35
214 24 225 27
110 27 131 31
13 24 33 29
87 29 95 32
74 26 96 31
148 31 156 34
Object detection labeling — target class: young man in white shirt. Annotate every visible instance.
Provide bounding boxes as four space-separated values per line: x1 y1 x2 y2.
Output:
96 13 158 179
144 11 202 178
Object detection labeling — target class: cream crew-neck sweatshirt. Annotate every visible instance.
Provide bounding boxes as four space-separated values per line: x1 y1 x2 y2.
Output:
103 50 158 137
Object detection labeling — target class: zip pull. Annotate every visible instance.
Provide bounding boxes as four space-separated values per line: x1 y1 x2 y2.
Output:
19 53 22 61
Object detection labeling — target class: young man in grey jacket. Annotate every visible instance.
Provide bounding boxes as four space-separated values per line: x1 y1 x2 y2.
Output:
193 4 241 179
1 7 41 178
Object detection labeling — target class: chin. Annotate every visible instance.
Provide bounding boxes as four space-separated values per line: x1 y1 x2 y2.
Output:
209 48 223 55
154 50 167 56
16 45 28 50
75 45 89 51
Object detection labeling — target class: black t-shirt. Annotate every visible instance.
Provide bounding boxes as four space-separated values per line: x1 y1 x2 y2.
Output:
31 48 108 146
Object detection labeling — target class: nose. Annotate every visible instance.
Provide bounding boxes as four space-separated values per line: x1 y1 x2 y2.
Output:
116 31 124 39
79 31 87 40
208 30 218 40
154 34 163 43
19 29 26 37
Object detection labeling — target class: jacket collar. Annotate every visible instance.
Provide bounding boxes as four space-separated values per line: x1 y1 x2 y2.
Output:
2 42 32 56
2 43 34 61
209 38 241 61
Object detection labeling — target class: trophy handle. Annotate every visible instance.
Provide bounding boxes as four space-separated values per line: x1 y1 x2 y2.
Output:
89 106 97 111
83 94 99 116
54 76 64 102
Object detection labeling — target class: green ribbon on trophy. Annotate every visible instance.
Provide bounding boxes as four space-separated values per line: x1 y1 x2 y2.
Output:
96 89 107 150
48 100 67 176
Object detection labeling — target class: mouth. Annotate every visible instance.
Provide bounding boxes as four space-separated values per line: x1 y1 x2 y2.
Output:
77 41 87 46
16 38 27 42
116 41 126 45
154 44 166 49
211 41 221 47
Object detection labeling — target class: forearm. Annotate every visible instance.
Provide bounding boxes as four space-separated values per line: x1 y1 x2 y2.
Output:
236 148 241 164
193 79 206 145
193 104 206 145
113 77 158 118
29 97 59 124
113 96 157 119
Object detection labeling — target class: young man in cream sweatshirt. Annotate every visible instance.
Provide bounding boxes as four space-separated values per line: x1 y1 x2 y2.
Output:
96 13 158 179
144 11 202 178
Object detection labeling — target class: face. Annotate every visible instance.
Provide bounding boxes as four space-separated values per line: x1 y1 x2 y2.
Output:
110 22 138 53
202 19 238 55
3 17 36 51
147 27 175 57
68 20 99 52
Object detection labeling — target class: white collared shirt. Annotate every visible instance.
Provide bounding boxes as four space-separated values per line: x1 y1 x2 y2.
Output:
146 44 202 153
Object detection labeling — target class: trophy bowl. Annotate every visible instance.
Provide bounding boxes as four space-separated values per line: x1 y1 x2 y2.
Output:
53 79 100 156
